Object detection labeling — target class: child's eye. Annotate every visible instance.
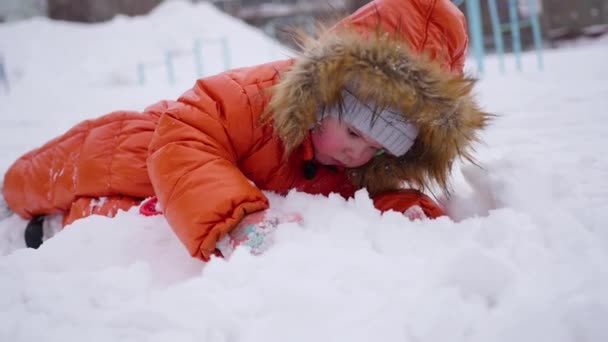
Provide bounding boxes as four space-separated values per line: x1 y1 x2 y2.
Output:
347 128 360 138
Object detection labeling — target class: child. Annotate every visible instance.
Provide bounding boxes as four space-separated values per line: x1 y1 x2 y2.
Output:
2 0 489 260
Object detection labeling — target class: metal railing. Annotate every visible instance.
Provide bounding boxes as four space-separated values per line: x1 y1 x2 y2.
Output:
458 0 544 74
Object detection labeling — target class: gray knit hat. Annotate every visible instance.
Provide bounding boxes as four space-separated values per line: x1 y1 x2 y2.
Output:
323 90 418 157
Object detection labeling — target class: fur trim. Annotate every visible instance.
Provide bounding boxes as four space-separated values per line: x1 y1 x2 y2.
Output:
265 27 491 196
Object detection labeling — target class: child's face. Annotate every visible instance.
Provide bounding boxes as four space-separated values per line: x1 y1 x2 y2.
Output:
311 116 384 168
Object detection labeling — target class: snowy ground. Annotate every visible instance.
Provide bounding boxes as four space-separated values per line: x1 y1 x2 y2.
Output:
1 2 608 342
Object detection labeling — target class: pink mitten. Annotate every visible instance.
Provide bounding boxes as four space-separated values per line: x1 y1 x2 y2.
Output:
402 205 428 220
216 210 302 258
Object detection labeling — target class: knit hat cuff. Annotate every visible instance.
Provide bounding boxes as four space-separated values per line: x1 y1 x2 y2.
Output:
327 90 418 157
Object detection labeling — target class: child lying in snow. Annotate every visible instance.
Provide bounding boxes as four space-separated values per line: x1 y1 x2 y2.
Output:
1 0 489 260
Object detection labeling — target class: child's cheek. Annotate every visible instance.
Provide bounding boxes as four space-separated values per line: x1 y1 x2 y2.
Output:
318 132 344 155
353 150 375 166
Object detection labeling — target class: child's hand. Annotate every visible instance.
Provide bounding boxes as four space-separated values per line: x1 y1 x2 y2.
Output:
372 189 445 220
402 205 428 220
216 210 302 258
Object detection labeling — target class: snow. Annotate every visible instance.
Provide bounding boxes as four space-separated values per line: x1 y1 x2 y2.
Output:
1 1 608 341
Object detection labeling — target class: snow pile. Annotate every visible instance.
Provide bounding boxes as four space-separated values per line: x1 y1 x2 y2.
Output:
0 0 289 88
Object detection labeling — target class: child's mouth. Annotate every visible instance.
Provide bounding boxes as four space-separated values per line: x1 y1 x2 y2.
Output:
331 158 345 167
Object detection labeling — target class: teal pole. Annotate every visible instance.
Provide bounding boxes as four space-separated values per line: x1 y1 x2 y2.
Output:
0 54 8 92
137 62 145 86
527 0 544 70
165 50 175 86
508 0 523 71
487 0 505 73
221 37 231 71
193 39 204 77
465 0 485 74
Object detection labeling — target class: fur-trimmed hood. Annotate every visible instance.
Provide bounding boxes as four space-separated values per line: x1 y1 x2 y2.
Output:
266 28 490 196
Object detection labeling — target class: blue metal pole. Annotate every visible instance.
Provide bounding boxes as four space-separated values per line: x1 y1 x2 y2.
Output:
193 39 204 78
136 62 145 87
465 0 485 74
487 0 505 73
165 50 175 86
0 53 8 93
508 0 523 71
527 0 544 70
221 37 231 71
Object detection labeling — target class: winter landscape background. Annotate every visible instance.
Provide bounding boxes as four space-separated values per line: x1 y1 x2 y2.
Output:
1 1 607 341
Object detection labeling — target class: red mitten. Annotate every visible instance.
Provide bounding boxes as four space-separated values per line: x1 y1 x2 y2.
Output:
373 190 445 220
216 210 302 258
139 196 162 216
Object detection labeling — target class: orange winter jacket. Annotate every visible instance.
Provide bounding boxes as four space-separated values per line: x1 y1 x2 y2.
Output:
3 0 474 260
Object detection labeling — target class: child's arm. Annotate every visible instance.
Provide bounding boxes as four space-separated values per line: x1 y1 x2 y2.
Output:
146 61 290 261
372 190 446 220
138 197 302 259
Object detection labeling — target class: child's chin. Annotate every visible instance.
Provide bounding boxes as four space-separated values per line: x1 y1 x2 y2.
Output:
314 154 333 166
327 157 347 167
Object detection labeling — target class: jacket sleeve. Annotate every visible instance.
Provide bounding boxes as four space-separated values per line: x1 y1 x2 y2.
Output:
343 0 469 74
372 189 446 219
147 69 276 260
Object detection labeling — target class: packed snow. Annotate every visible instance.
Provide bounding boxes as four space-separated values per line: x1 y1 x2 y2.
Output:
1 1 607 341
